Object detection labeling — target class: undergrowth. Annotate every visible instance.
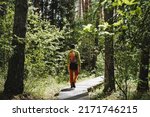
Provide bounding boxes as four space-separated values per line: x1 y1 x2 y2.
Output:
89 80 150 100
23 76 66 100
0 71 95 100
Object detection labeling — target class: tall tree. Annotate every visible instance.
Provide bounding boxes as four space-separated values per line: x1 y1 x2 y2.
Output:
103 0 115 92
75 0 82 19
91 0 101 70
137 5 150 92
85 0 89 13
78 0 82 18
81 0 91 19
137 47 149 92
82 0 85 14
3 0 28 96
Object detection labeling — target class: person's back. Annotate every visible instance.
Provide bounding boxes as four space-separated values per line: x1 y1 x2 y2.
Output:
67 44 81 88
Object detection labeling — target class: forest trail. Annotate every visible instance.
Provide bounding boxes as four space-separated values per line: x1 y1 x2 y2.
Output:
57 76 104 100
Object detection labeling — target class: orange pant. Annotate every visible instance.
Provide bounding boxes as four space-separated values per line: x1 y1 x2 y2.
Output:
69 70 78 84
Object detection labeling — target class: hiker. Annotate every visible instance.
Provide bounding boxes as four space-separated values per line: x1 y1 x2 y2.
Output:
67 44 81 88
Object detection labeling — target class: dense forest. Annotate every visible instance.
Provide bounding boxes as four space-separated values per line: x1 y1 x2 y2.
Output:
0 0 149 100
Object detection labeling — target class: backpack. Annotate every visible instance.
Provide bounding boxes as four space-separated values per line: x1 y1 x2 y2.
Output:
69 50 78 70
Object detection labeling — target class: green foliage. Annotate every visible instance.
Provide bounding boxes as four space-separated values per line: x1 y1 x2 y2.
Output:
95 53 104 76
0 2 14 72
112 0 150 98
0 0 149 99
113 0 138 6
77 20 113 71
115 44 140 99
25 7 66 79
78 24 96 70
0 2 14 95
90 80 150 100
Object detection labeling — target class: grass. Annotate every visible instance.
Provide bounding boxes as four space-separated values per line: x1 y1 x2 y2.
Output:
0 73 5 98
23 75 68 100
0 71 95 100
0 79 4 93
0 75 67 100
1 72 150 100
89 80 150 100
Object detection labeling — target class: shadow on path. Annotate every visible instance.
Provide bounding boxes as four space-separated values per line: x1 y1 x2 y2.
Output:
61 88 74 92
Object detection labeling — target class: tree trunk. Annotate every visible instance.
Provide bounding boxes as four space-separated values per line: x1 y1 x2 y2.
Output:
137 47 149 92
49 0 54 24
103 0 115 92
89 0 91 8
82 0 85 15
137 5 150 92
78 0 82 18
85 0 88 13
91 3 100 70
66 0 75 27
95 8 100 47
3 0 28 96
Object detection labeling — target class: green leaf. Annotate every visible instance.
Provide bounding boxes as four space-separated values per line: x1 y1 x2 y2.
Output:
99 31 114 36
122 0 138 5
83 24 93 32
118 0 123 6
113 19 123 27
122 25 128 30
130 10 136 15
113 0 123 6
98 22 109 30
135 6 142 15
117 10 124 16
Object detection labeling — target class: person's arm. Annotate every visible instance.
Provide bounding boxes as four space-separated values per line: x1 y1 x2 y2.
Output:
68 64 70 73
67 51 70 73
77 51 81 72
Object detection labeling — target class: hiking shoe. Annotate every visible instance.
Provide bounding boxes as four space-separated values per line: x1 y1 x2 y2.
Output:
71 82 76 88
73 83 76 88
71 83 74 88
74 84 76 88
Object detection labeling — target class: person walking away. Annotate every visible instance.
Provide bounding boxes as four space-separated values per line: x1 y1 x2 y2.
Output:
67 44 81 88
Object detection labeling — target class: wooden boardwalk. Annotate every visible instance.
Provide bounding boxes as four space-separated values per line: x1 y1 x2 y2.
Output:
57 76 104 100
